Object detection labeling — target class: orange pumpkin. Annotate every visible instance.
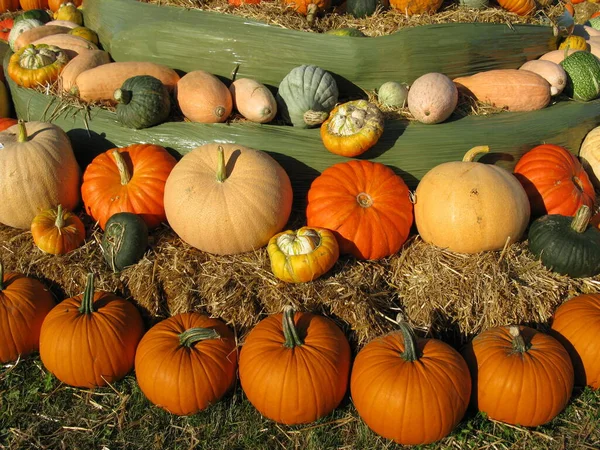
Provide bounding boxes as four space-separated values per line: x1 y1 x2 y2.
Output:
389 0 443 16
514 144 595 218
0 117 17 131
351 319 471 445
19 0 49 10
306 160 413 260
135 312 238 416
282 0 330 22
496 0 535 15
81 144 177 230
229 0 261 4
551 294 600 389
0 262 55 363
31 204 85 255
39 273 144 388
0 17 14 41
238 306 351 424
462 325 574 427
49 0 81 11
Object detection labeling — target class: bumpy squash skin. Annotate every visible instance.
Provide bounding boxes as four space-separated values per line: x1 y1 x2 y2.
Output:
101 212 149 272
114 75 171 129
560 51 600 102
8 43 69 88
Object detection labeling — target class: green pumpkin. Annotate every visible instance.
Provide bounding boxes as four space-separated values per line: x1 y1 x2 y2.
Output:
346 0 380 18
528 205 600 278
276 65 339 129
14 10 52 25
101 212 149 273
325 27 366 37
114 75 171 129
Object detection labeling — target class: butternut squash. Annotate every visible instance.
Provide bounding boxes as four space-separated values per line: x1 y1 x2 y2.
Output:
539 49 581 65
32 34 97 59
59 50 111 93
229 78 277 123
453 69 551 112
45 20 79 29
177 70 232 123
518 60 567 96
73 62 180 103
14 25 70 51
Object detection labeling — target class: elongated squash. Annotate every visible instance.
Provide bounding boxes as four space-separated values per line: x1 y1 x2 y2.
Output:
59 49 111 93
32 33 97 58
73 61 180 103
453 69 551 112
14 25 70 51
177 70 232 123
229 78 277 123
45 20 79 29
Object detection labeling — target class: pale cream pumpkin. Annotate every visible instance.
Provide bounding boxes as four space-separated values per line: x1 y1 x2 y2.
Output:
176 70 232 123
163 143 293 255
580 125 600 189
0 121 80 229
407 72 457 124
414 146 530 254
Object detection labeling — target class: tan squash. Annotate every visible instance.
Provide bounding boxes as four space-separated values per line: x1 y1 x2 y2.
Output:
73 62 180 103
177 70 232 123
14 25 70 51
407 72 457 124
587 37 600 61
163 143 293 255
229 78 277 123
414 146 530 254
45 20 79 29
453 69 551 112
518 60 567 96
579 125 600 189
539 49 581 65
59 49 111 93
32 34 97 59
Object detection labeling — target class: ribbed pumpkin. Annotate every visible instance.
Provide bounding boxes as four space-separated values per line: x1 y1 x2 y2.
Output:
81 143 177 230
514 144 595 218
164 143 293 255
282 0 330 22
31 204 85 255
551 294 600 389
306 160 413 260
0 262 55 363
7 43 69 88
351 319 471 445
239 306 351 424
276 65 339 128
135 312 238 416
462 325 574 427
0 1 18 13
39 273 145 388
389 0 442 15
0 121 80 230
114 75 171 129
496 0 535 15
414 146 530 254
176 70 232 123
579 124 600 189
19 0 49 10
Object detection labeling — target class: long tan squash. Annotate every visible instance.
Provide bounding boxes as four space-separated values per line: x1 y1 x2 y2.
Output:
14 25 71 52
73 61 180 103
59 50 111 93
32 34 98 59
453 69 551 112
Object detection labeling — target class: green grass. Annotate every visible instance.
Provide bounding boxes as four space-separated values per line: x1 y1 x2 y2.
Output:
1 357 599 450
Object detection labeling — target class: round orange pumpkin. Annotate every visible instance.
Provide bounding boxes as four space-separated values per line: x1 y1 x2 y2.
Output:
0 262 55 363
135 312 238 416
81 144 177 230
31 204 85 255
462 325 574 427
238 306 351 424
0 17 15 41
514 144 595 218
39 273 145 388
0 117 17 131
49 0 81 11
389 0 442 16
551 294 600 389
306 160 413 260
282 0 330 18
496 0 535 15
351 319 471 445
19 0 48 10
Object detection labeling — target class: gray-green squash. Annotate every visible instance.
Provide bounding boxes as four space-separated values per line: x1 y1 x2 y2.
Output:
276 65 339 128
101 212 149 272
114 75 171 129
346 0 380 18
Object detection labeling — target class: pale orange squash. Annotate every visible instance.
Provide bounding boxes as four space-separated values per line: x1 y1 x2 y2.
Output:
229 78 277 123
14 25 71 52
58 50 111 93
176 70 233 123
32 34 98 59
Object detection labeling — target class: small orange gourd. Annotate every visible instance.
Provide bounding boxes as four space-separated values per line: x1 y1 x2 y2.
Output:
31 204 85 255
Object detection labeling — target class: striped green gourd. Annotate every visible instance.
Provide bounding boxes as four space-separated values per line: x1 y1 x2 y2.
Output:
560 51 600 102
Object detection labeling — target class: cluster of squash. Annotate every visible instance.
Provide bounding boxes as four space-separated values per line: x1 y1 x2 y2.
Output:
1 259 598 445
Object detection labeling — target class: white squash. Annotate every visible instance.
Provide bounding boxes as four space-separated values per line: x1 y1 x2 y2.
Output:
407 73 457 124
519 60 567 96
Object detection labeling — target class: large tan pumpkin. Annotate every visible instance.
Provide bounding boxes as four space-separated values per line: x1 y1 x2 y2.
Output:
414 146 530 254
580 125 600 189
0 121 80 229
164 143 293 255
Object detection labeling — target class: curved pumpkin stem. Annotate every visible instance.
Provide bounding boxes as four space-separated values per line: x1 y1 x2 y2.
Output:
0 261 4 291
462 146 490 162
282 306 303 348
78 273 96 315
54 204 65 234
17 119 28 143
509 325 530 353
112 149 131 185
179 327 221 348
397 314 421 362
216 146 228 183
571 205 591 234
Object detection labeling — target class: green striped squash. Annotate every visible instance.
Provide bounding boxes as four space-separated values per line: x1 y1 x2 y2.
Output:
560 51 600 102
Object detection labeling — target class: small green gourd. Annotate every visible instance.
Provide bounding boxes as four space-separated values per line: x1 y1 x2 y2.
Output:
378 81 409 107
14 10 52 25
114 75 171 129
101 212 149 273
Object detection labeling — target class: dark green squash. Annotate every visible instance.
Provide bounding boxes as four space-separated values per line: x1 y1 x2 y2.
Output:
15 10 52 24
113 75 171 129
101 212 149 273
528 205 600 278
325 27 366 37
346 0 380 18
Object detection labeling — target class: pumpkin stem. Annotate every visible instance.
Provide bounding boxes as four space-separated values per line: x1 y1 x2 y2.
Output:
303 110 329 127
397 316 421 362
570 205 591 234
113 88 132 105
462 146 490 162
179 327 221 348
509 325 530 353
0 261 4 291
54 204 65 234
216 146 228 182
17 120 28 143
78 273 96 315
282 306 303 348
306 3 318 25
112 149 131 185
